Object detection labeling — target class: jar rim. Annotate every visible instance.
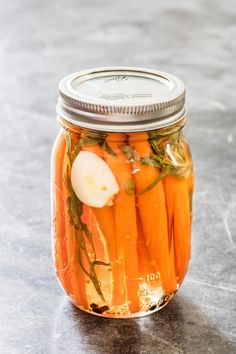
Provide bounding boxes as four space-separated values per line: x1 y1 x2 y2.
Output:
57 67 186 132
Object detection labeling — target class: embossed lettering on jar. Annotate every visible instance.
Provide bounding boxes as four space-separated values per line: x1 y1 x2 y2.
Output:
51 67 194 318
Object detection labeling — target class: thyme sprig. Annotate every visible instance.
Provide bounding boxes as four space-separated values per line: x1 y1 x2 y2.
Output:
119 132 191 196
119 145 139 162
64 131 110 302
78 131 117 157
149 131 191 178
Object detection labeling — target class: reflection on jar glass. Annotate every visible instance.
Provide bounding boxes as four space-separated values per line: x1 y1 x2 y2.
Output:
51 67 194 318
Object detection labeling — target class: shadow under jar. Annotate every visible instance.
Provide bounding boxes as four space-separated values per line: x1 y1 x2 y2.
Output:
51 67 194 318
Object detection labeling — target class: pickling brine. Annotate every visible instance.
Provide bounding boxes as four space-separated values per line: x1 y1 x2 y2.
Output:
51 67 194 317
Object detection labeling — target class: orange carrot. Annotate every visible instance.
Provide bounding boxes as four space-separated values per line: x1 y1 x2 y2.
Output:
163 175 191 285
63 203 88 308
180 136 194 205
83 206 105 263
52 132 73 294
186 171 194 223
137 215 157 284
169 231 176 289
81 142 103 158
92 206 126 305
81 204 106 272
81 141 126 306
129 132 177 295
62 132 88 308
103 133 140 313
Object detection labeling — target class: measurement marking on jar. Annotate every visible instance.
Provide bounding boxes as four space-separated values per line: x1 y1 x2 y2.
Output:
146 272 160 282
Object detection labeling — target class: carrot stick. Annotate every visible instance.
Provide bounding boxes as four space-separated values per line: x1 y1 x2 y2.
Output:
103 133 140 313
81 141 126 306
63 132 88 308
81 204 105 271
52 132 73 294
169 231 176 289
81 142 103 158
186 171 194 223
137 215 157 283
92 206 125 305
163 175 191 285
128 132 177 295
83 206 105 263
180 135 194 207
64 209 88 308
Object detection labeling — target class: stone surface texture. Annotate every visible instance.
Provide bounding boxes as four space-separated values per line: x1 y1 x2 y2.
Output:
0 0 236 353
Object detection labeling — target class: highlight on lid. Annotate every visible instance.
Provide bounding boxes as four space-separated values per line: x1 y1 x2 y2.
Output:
51 67 194 318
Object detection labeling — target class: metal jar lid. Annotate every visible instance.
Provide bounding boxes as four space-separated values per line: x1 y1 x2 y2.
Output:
57 67 186 132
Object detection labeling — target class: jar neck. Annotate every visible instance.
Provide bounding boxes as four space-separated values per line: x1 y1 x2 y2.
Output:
57 115 186 141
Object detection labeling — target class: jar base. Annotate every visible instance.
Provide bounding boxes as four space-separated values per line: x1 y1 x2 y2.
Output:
70 292 175 319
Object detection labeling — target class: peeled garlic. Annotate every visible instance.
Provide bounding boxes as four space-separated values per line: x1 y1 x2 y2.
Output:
71 151 119 208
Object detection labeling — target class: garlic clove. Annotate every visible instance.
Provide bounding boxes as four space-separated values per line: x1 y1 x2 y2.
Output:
71 151 119 208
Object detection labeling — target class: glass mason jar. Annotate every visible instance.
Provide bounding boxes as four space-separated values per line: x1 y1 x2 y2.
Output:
51 67 194 318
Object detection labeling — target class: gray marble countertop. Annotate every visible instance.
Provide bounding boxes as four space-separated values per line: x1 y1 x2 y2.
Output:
0 0 236 353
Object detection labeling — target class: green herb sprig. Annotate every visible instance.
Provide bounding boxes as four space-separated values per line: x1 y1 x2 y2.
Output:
63 131 110 302
150 132 191 177
78 131 117 157
119 132 191 196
